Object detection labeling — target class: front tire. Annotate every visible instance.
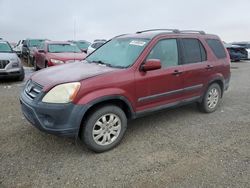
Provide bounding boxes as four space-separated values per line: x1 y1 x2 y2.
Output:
18 67 25 81
34 59 39 71
81 105 127 153
198 83 221 113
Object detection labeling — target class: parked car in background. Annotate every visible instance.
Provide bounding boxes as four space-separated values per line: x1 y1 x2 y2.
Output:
0 40 24 81
69 40 91 53
87 39 106 54
20 29 230 152
13 40 25 57
224 43 248 62
22 39 46 65
232 42 250 59
33 41 86 70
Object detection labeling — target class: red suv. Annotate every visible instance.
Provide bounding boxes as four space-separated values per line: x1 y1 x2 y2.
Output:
20 29 230 152
33 41 86 70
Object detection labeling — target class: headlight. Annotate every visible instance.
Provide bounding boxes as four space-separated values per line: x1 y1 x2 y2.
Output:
42 82 81 103
10 58 19 63
50 59 64 64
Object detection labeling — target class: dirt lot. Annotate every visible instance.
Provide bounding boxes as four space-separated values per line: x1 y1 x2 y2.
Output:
0 62 250 188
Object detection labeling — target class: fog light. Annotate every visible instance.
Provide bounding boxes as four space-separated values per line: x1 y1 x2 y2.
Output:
41 115 54 127
12 63 19 68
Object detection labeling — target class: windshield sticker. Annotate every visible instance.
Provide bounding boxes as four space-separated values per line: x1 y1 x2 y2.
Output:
129 40 146 46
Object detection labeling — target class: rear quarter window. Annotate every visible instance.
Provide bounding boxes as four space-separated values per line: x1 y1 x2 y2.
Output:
206 39 227 59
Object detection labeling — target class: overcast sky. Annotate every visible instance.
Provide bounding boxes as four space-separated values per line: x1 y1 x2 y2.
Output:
0 0 250 43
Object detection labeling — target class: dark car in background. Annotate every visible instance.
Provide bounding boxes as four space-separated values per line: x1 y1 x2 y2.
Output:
224 43 248 62
22 39 46 65
69 40 91 53
232 42 250 59
33 41 86 70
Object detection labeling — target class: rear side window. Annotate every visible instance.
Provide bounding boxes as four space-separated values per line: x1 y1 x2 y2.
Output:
181 38 207 64
206 39 226 59
147 39 179 68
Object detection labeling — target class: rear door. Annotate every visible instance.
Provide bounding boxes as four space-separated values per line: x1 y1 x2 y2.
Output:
179 38 209 99
135 38 185 112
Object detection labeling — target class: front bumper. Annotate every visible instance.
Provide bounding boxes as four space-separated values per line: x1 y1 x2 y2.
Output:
0 67 23 78
20 86 87 137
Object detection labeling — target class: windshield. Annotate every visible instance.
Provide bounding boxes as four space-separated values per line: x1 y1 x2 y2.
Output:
0 42 12 53
75 41 90 49
29 40 44 47
48 44 82 53
86 38 149 68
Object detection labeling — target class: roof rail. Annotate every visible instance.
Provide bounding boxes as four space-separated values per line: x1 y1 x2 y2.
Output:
180 30 206 35
136 29 180 34
112 33 129 38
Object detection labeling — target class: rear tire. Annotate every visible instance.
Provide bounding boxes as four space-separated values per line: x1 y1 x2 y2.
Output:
81 105 127 153
45 61 48 68
198 83 221 113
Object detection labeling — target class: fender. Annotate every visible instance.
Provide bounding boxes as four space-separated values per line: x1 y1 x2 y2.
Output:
207 73 225 88
76 88 135 107
201 73 225 100
74 94 136 139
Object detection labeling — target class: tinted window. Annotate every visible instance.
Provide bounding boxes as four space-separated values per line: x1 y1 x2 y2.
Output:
147 39 178 68
206 39 226 59
48 44 81 53
95 42 105 49
181 38 207 64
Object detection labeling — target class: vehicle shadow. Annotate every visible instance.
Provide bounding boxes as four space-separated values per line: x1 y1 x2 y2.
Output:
23 103 200 156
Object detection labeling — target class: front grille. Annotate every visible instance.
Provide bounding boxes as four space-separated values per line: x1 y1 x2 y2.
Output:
0 60 10 69
25 80 43 100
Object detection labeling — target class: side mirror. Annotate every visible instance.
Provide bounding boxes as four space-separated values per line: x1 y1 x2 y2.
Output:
38 49 45 53
82 49 87 53
141 59 161 72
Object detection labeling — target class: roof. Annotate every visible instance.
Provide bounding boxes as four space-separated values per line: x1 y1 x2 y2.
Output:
68 40 90 43
116 29 218 40
224 43 245 49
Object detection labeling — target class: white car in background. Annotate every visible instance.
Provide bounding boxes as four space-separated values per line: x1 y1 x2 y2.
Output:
13 39 25 57
232 42 250 59
87 40 106 55
0 41 24 81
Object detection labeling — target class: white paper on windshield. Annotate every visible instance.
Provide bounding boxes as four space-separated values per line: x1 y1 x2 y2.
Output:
129 40 146 46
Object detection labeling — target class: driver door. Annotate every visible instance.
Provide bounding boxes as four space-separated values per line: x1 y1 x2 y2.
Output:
135 38 185 113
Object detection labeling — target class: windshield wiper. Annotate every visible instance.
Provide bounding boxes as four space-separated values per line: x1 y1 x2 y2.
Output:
92 60 108 65
91 60 124 68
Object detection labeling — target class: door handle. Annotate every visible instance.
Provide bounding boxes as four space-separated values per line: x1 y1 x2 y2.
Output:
172 70 182 76
205 65 213 70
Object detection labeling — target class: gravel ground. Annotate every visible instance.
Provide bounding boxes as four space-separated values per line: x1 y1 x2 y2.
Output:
0 62 250 188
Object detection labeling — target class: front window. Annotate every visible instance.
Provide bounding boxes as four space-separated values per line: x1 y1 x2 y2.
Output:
86 38 149 68
147 39 179 68
29 40 45 47
0 42 12 53
48 44 81 53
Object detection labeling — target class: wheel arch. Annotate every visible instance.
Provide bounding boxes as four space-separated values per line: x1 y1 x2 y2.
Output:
77 95 135 138
207 78 224 97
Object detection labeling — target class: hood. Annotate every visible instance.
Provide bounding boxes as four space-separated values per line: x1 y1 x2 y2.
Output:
31 61 118 91
0 52 18 60
48 52 86 61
